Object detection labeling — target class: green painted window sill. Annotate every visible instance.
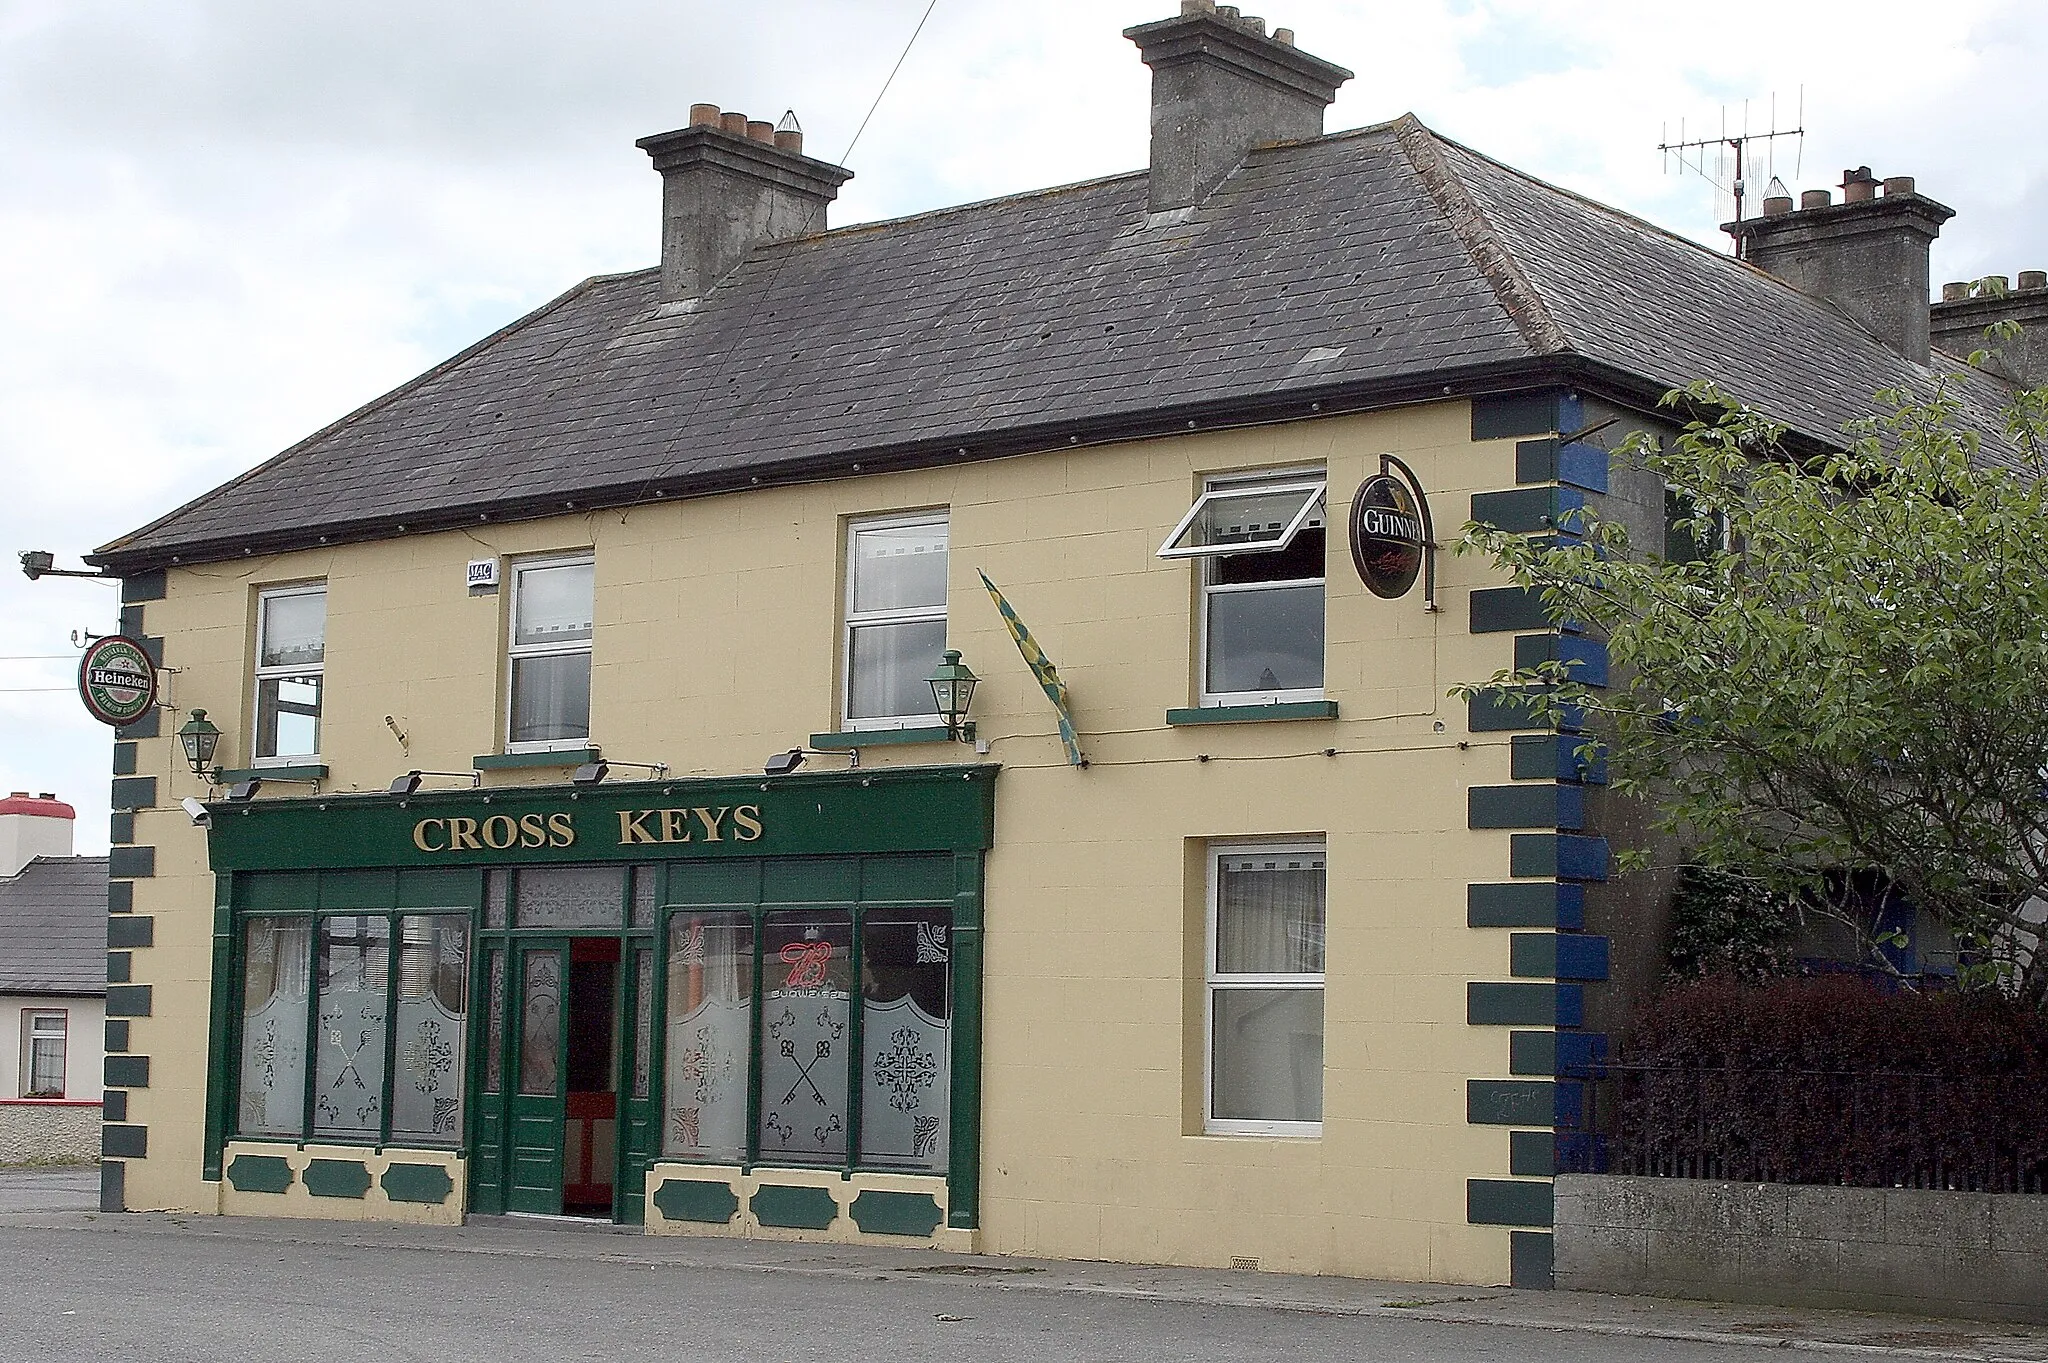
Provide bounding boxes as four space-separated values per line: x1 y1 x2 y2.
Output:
473 747 601 770
1165 701 1340 726
217 764 329 782
810 725 968 749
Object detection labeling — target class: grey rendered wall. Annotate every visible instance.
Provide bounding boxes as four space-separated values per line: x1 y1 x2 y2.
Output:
1555 1174 2048 1324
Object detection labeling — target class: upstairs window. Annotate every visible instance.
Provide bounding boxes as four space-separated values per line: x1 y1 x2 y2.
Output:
1207 843 1325 1136
844 514 948 729
508 555 593 749
1160 473 1327 706
253 585 325 763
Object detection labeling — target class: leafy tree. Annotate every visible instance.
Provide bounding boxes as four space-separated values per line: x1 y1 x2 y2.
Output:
1459 373 2048 1005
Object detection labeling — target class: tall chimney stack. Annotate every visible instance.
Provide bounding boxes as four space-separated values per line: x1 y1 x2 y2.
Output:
0 792 75 878
1125 2 1352 214
1730 169 1954 365
1932 272 2048 387
636 108 854 302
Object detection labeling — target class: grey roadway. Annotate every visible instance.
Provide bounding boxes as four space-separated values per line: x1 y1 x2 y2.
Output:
4 1168 2047 1363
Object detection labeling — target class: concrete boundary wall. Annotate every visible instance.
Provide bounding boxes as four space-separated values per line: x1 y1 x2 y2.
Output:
0 1100 102 1163
1555 1173 2048 1325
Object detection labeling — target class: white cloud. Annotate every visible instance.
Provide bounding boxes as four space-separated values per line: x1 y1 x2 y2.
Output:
2 0 2042 847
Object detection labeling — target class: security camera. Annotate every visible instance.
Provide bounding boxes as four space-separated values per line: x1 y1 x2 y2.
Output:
180 797 211 828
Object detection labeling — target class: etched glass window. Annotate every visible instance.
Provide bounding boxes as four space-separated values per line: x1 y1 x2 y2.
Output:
757 911 852 1165
508 556 593 748
664 912 753 1162
1208 843 1325 1134
844 514 948 727
516 865 624 929
632 948 654 1101
313 916 390 1138
519 950 562 1097
253 586 325 762
859 909 952 1171
390 915 469 1142
238 917 310 1137
482 947 506 1094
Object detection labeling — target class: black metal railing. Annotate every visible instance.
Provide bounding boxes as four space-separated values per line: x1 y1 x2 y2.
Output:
1557 1064 2048 1193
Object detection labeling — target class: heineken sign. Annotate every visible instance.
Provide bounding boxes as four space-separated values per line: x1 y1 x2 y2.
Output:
77 635 158 727
1348 473 1428 599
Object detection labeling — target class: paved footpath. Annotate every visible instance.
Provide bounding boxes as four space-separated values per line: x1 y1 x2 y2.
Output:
3 1168 2046 1362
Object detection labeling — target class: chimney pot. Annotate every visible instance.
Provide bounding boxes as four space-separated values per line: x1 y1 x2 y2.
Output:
1242 14 1266 33
1217 4 1239 17
1882 175 1915 197
1273 26 1294 44
689 103 722 128
1762 194 1793 217
746 119 775 144
1984 275 2011 297
1800 189 1832 209
1181 0 1214 10
1843 174 1878 204
2018 270 2047 292
720 111 749 136
774 129 804 153
1941 281 1970 302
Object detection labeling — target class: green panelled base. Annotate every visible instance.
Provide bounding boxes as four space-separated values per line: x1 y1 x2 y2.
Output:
225 1154 294 1194
751 1184 838 1230
849 1190 944 1237
303 1159 373 1199
653 1178 740 1224
381 1163 455 1205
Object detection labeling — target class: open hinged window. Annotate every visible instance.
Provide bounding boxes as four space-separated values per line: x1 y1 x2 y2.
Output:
1157 479 1327 560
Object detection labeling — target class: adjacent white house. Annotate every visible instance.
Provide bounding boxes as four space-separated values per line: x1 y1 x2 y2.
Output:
0 793 106 1163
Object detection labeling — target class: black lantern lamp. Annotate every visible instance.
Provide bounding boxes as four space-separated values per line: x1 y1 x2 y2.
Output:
177 708 222 780
927 649 979 740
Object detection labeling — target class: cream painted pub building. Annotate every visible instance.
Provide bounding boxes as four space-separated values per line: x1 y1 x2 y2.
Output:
86 4 2023 1289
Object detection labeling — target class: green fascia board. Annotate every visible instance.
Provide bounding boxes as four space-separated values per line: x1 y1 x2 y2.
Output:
849 1189 944 1237
303 1158 373 1199
217 764 330 783
226 1153 294 1194
1467 1177 1554 1227
471 748 599 770
207 764 998 873
653 1177 740 1224
811 726 964 749
1165 701 1339 725
381 1162 455 1205
750 1183 837 1230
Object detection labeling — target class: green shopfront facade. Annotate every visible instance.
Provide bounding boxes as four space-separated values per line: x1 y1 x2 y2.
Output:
203 765 995 1240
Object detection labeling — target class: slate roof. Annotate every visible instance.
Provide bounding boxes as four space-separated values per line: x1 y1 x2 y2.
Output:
0 856 108 996
94 116 2020 571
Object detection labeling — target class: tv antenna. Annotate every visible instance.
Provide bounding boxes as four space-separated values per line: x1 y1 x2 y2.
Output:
1659 91 1805 258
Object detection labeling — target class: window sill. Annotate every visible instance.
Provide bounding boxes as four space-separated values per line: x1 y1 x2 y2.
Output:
810 725 967 749
1166 701 1339 726
473 747 601 770
217 764 329 782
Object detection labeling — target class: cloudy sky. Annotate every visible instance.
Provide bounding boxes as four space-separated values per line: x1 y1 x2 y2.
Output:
3 0 2043 851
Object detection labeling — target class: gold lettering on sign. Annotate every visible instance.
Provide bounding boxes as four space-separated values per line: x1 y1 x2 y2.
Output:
693 806 730 841
412 819 447 853
518 813 548 849
659 809 693 844
447 817 482 851
618 810 657 845
731 805 763 842
547 812 576 848
481 815 518 850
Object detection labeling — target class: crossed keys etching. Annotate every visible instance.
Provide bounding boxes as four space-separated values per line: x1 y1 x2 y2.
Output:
778 1034 833 1106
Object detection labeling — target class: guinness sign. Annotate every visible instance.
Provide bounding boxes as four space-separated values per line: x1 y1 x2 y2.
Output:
77 634 158 727
1348 473 1428 600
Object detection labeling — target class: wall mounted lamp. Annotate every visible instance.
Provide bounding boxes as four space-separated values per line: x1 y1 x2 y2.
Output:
762 747 861 777
927 649 979 740
225 772 322 802
570 760 670 787
388 770 481 796
177 709 222 780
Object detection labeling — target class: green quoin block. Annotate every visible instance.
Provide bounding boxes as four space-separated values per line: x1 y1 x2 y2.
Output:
116 709 161 741
1510 734 1606 784
1470 486 1588 536
101 1124 148 1159
112 742 138 776
226 1154 294 1194
102 1092 127 1122
303 1159 373 1199
107 951 131 983
107 845 154 879
1509 1130 1558 1177
110 776 157 811
1468 882 1585 929
1468 784 1585 830
103 1055 149 1089
653 1178 740 1224
1511 1231 1556 1289
1509 1030 1607 1076
1469 587 1554 634
1510 932 1611 981
108 915 154 948
105 984 152 1018
750 1184 838 1230
1509 834 1608 882
1468 688 1547 733
1468 1178 1554 1227
1467 1079 1567 1127
1468 981 1583 1027
1471 390 1566 442
1513 634 1609 688
850 1190 945 1238
100 1160 126 1213
381 1163 455 1205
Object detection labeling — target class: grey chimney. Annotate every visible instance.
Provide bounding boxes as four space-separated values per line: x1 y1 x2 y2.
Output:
1932 272 2048 387
1125 2 1352 214
636 106 854 302
1730 168 1955 365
